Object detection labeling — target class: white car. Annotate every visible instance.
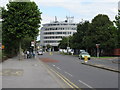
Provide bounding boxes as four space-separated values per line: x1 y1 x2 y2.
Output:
38 51 43 55
79 52 91 60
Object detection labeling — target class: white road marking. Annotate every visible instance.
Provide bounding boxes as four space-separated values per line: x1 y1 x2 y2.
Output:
78 80 93 88
52 64 55 67
56 67 61 70
64 71 73 77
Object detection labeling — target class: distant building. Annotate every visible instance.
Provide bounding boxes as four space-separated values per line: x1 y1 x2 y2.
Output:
118 1 120 10
40 17 77 51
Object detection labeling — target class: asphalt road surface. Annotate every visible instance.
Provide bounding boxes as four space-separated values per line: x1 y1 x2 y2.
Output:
38 52 119 89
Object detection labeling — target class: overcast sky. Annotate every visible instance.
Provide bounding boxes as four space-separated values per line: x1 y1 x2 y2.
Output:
0 0 119 40
0 0 119 23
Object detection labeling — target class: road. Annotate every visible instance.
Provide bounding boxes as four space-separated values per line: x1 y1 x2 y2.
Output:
38 52 119 89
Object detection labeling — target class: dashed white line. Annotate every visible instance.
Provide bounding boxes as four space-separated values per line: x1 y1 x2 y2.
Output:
56 67 61 70
78 80 93 88
64 71 73 77
52 64 55 67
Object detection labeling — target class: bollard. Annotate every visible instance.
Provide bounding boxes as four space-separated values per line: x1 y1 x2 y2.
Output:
84 56 88 63
50 52 53 55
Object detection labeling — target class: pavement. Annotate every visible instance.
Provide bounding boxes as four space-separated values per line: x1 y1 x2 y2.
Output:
0 55 69 89
63 53 119 73
81 57 120 73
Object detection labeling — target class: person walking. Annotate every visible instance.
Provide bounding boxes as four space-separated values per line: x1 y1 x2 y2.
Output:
33 50 35 58
24 50 27 59
27 50 30 59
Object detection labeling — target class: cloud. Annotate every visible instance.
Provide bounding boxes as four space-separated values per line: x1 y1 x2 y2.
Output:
0 0 9 7
0 0 119 22
36 0 118 22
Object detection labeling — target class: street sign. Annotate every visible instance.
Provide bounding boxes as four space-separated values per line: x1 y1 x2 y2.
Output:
96 44 100 48
31 41 35 46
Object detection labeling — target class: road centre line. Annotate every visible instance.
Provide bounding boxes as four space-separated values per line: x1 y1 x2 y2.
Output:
78 80 93 88
49 69 75 88
48 66 80 89
52 64 55 67
56 67 61 70
39 59 80 89
64 71 73 77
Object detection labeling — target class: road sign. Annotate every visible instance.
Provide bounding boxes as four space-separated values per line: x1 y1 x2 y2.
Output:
31 41 35 46
96 44 100 48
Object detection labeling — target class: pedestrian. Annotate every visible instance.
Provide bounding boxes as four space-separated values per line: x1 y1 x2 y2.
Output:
27 50 30 59
24 50 27 59
33 50 35 58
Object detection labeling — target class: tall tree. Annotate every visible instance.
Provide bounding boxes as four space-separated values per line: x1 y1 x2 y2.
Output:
71 21 90 49
2 0 42 59
86 14 117 56
58 37 69 49
115 10 120 48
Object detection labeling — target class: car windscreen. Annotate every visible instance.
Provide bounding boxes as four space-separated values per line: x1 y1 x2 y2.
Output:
81 53 89 55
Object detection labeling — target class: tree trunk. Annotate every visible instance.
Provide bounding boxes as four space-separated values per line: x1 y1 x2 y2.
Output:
19 40 22 60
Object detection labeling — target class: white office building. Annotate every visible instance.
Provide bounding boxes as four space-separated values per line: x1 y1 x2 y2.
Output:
40 17 77 51
118 1 120 17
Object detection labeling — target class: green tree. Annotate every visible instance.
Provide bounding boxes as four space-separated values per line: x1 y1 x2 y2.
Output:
115 10 120 48
21 36 33 51
2 1 42 59
46 44 52 51
71 21 90 49
85 14 117 56
58 37 69 49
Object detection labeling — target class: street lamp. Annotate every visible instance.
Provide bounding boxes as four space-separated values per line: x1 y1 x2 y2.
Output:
96 44 100 58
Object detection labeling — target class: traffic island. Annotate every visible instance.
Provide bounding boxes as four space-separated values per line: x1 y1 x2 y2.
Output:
81 62 120 73
112 60 120 64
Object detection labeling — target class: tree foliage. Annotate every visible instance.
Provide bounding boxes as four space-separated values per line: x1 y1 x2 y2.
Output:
58 37 69 49
2 0 42 57
71 21 90 49
115 10 120 48
59 14 118 56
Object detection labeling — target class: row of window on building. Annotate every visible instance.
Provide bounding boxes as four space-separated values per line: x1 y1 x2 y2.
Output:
45 27 77 31
44 36 63 39
44 41 58 43
44 23 76 26
44 32 73 35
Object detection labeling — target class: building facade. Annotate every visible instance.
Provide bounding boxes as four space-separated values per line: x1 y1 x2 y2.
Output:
118 1 120 10
40 17 77 51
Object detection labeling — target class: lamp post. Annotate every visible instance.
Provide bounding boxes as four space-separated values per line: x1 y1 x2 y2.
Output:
96 44 100 58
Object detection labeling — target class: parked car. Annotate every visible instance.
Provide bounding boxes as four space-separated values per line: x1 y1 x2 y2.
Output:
37 50 43 55
78 52 91 60
79 49 86 53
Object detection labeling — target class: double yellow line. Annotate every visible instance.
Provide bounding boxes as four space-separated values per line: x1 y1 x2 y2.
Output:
46 64 81 90
37 56 81 90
